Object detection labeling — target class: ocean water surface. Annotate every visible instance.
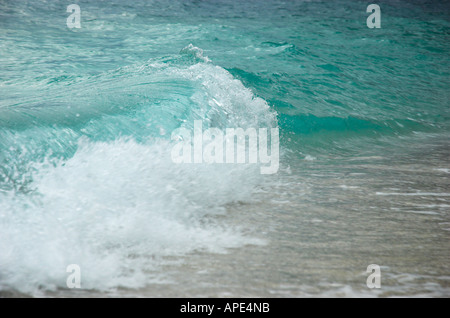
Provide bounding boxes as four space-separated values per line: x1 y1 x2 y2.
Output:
0 0 449 297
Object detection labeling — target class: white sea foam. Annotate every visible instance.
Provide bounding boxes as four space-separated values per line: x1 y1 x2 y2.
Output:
0 138 267 295
433 168 450 174
0 48 276 295
376 192 450 196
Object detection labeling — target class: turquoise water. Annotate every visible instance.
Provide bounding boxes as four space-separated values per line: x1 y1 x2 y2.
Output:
1 0 449 297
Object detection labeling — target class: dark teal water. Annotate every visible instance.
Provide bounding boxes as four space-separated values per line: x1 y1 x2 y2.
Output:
0 0 449 297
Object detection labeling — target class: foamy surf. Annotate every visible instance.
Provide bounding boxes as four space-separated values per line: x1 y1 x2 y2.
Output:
0 46 276 295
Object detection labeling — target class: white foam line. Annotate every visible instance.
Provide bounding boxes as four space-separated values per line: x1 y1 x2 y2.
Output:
339 185 359 189
404 210 441 215
376 192 450 197
433 168 450 174
416 204 450 208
